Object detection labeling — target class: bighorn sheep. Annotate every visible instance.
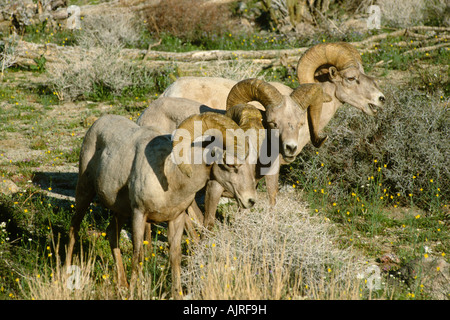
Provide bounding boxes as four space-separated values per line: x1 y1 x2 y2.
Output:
137 80 325 228
65 112 257 296
161 42 385 204
162 78 326 162
138 98 265 229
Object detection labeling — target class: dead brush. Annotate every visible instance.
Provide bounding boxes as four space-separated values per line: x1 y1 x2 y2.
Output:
145 0 231 41
181 194 367 299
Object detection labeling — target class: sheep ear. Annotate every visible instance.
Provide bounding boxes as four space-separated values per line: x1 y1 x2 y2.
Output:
178 163 193 178
328 66 341 81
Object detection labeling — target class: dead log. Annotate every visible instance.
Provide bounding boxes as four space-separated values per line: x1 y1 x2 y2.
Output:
12 39 306 68
142 47 308 63
353 26 450 48
403 42 450 55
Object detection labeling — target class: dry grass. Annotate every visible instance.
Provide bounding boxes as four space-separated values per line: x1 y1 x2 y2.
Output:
181 194 368 299
202 59 266 81
20 194 369 300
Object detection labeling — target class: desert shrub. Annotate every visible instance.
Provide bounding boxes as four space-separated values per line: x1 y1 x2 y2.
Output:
145 0 231 42
181 195 366 299
378 0 426 28
284 84 449 211
203 59 265 81
75 12 144 49
0 35 19 74
47 46 160 101
378 0 449 28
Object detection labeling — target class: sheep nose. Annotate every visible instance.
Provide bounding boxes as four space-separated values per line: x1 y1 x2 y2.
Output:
285 143 297 155
379 95 385 103
248 198 256 207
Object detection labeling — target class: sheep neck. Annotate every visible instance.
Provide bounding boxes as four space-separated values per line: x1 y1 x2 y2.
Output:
166 157 212 194
318 81 341 132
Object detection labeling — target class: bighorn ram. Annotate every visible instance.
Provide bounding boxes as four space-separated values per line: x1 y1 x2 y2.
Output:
162 78 326 162
161 42 385 204
137 99 265 229
66 113 257 296
138 79 325 227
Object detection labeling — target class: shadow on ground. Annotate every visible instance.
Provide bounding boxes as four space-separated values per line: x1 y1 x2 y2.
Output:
32 171 78 199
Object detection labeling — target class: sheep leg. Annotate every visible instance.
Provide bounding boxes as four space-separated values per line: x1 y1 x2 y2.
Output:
204 180 224 230
188 200 204 224
130 210 147 290
168 212 185 299
144 222 152 253
65 183 95 267
106 214 128 288
184 211 200 243
265 171 279 206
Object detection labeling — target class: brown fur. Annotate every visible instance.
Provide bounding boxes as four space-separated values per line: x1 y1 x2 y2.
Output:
65 113 256 298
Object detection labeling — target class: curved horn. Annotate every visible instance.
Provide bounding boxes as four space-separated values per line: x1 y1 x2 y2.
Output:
226 78 284 111
225 104 264 131
226 103 265 152
290 84 327 148
172 113 246 177
297 42 363 84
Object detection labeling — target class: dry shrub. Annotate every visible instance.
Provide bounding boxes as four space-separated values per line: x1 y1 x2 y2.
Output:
203 59 266 81
290 84 449 209
181 194 366 299
145 0 231 41
378 0 449 28
47 46 155 101
75 11 143 49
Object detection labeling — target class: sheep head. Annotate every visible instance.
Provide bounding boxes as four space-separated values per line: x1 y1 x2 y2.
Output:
225 103 265 159
297 42 385 116
172 112 256 209
225 78 323 163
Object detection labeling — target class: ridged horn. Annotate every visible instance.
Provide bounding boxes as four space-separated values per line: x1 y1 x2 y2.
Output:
290 84 327 148
226 78 284 111
297 42 363 84
226 103 265 152
172 113 247 177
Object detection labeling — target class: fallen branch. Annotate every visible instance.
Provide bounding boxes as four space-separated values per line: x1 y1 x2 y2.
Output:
403 42 450 55
354 26 450 48
143 47 308 63
8 26 450 73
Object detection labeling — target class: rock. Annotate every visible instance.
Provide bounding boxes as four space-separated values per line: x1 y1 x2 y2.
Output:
340 18 369 34
0 179 20 195
378 252 401 272
295 22 317 37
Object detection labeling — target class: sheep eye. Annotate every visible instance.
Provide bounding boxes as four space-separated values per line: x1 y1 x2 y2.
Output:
224 163 240 171
347 77 356 81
